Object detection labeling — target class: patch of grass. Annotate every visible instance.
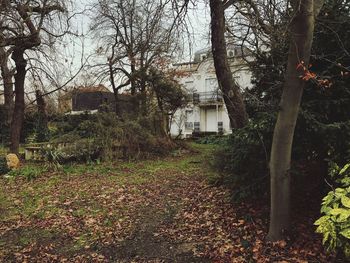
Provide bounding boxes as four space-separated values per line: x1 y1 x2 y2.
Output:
45 175 61 188
0 227 60 250
62 162 117 176
42 206 66 218
7 165 47 181
0 142 222 261
19 190 44 218
0 189 11 220
72 207 90 217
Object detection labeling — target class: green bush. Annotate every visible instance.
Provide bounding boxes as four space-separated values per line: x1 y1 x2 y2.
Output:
196 135 227 145
0 156 10 175
315 162 350 259
211 113 275 200
46 112 177 163
55 139 100 163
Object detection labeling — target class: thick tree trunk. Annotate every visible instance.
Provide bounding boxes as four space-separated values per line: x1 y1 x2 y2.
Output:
0 48 14 125
267 0 324 241
209 0 247 128
10 49 27 154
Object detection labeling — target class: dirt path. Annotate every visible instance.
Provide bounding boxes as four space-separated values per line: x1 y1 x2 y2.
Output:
0 145 215 262
0 145 335 262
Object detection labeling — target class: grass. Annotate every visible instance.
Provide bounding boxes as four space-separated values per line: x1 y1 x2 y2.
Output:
0 142 218 261
0 142 334 262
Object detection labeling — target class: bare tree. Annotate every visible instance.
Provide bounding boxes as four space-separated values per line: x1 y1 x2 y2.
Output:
90 0 180 116
0 0 69 153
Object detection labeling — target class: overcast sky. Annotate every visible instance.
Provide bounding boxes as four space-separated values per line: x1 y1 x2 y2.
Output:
72 0 211 61
49 0 212 90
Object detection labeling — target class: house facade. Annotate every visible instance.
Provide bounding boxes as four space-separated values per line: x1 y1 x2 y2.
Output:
170 46 252 138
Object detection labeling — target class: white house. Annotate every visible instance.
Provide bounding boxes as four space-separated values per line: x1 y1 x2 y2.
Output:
170 46 252 138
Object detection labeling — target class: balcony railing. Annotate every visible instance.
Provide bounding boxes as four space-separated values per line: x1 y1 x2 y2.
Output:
191 91 223 104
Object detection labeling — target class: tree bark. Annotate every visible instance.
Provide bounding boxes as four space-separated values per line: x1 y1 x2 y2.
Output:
139 78 147 115
35 90 49 142
10 49 27 154
108 62 120 116
0 48 14 125
209 0 247 128
267 0 324 241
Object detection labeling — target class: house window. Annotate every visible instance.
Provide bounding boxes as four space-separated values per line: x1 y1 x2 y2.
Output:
193 93 200 103
228 50 234 58
185 81 194 90
205 78 217 88
185 110 193 117
218 122 223 133
185 122 193 130
194 122 200 132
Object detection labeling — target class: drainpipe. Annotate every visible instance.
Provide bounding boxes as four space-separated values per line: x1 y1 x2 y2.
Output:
216 104 219 133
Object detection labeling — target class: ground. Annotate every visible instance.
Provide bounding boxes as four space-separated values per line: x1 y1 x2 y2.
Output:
0 144 337 262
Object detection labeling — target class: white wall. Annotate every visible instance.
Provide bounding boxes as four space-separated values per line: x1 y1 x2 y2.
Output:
170 57 252 138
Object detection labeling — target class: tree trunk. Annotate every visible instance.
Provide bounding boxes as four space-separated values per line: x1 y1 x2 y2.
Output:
209 0 247 128
267 0 324 241
139 78 147 115
109 62 120 116
10 49 27 154
113 91 120 116
0 48 14 125
155 96 168 137
35 90 49 142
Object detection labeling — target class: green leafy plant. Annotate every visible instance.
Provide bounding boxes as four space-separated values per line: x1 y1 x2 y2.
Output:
7 166 46 181
315 162 350 259
41 147 63 171
0 156 10 175
196 135 227 145
211 113 274 200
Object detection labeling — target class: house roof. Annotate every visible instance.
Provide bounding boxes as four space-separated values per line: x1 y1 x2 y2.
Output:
75 84 111 93
174 45 252 67
58 84 111 100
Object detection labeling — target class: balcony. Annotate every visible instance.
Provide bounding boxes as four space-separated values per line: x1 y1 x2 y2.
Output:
191 91 223 105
